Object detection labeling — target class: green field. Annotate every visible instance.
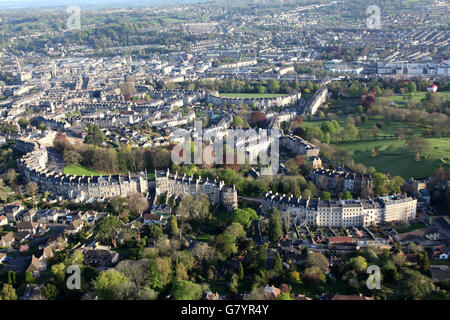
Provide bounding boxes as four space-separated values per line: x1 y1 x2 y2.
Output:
63 164 104 176
302 118 427 137
396 222 427 234
335 138 450 178
219 93 288 98
378 91 450 108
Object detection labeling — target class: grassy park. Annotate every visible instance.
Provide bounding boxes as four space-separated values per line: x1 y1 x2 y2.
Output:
302 117 427 137
335 138 450 178
301 115 450 178
378 91 450 108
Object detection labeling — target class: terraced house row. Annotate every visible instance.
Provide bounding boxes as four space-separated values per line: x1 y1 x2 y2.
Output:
261 191 417 228
155 169 238 211
16 138 148 202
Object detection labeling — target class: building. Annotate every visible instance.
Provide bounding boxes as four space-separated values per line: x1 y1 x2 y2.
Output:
261 192 416 227
430 265 450 282
310 168 373 194
16 139 149 202
155 169 238 211
280 135 320 157
206 91 302 109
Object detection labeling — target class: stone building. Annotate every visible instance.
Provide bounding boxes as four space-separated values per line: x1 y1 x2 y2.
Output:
261 191 416 228
155 169 238 211
310 168 373 194
16 139 148 202
280 134 320 157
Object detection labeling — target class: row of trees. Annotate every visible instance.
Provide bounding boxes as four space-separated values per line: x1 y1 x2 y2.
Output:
54 133 172 173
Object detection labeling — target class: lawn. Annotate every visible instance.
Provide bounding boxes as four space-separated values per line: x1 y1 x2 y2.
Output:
63 164 104 176
395 222 426 234
196 234 212 242
147 173 155 180
219 93 288 98
302 118 428 138
378 91 450 108
334 137 450 178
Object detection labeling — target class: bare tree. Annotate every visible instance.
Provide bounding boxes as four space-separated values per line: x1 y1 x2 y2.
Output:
26 181 38 198
127 192 148 216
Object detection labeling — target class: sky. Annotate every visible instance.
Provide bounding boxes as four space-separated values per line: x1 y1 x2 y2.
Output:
0 0 211 9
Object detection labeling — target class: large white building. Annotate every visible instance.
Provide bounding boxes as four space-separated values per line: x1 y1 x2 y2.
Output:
261 192 417 227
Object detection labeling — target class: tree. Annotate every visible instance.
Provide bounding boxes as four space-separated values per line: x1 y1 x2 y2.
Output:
214 232 238 261
18 118 30 130
382 260 399 282
176 194 210 221
231 208 258 228
282 159 298 176
289 271 300 284
342 191 352 200
3 168 17 186
416 251 430 272
168 215 178 237
148 257 173 289
147 224 163 239
321 191 331 200
269 208 283 242
238 262 244 280
95 216 124 247
51 263 66 283
306 252 330 274
251 111 266 128
373 172 388 196
229 273 239 294
109 196 126 215
243 286 268 300
26 181 38 198
1 283 17 300
0 179 11 203
41 283 59 300
232 116 244 128
392 252 406 267
225 222 246 240
120 81 137 97
303 266 325 286
63 150 82 166
344 123 359 141
273 252 283 274
349 256 368 273
388 176 405 194
399 269 434 299
171 280 202 300
126 192 148 216
67 250 84 265
175 263 189 281
362 247 379 264
116 260 150 289
92 269 130 300
191 242 214 265
404 137 430 161
276 292 293 300
86 125 106 146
